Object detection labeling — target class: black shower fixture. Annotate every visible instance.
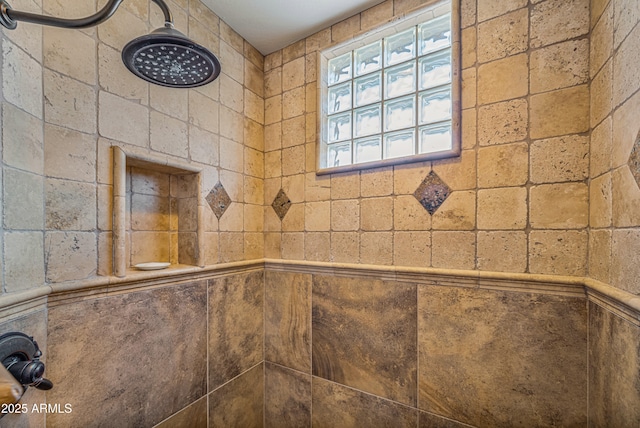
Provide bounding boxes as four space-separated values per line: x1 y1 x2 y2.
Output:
0 0 221 88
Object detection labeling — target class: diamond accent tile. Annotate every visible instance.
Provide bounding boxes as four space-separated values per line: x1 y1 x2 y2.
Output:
271 188 292 220
413 171 451 215
206 181 232 220
628 131 640 189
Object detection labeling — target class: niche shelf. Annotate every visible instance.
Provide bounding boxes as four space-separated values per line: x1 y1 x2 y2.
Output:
112 147 204 277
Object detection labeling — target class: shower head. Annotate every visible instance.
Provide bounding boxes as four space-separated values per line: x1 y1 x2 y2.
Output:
0 0 221 88
122 25 221 88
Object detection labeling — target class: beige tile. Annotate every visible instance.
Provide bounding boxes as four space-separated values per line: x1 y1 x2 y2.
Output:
3 169 43 230
219 73 244 113
189 126 219 167
611 229 640 294
219 137 244 173
219 105 244 143
331 14 361 44
612 90 640 168
529 230 588 275
265 51 282 71
613 24 640 108
3 103 43 174
530 85 590 139
613 0 640 48
477 231 527 273
282 116 306 148
460 0 476 28
45 69 97 134
282 145 306 176
44 27 96 85
477 142 528 188
283 86 305 120
591 117 612 178
591 0 609 28
461 108 477 150
591 60 613 127
478 99 528 146
306 28 332 54
394 195 432 230
477 54 528 105
98 43 147 104
281 232 305 260
431 231 476 270
590 2 613 78
4 232 45 292
432 190 475 230
530 0 589 48
98 8 147 51
331 231 359 263
394 231 431 267
282 56 305 91
131 231 171 264
531 39 589 94
477 0 527 22
305 232 331 261
477 187 527 230
360 232 393 265
394 161 431 194
530 135 589 184
45 231 96 282
46 178 96 231
361 1 393 31
306 173 331 202
590 173 612 228
283 40 306 63
432 149 476 191
264 67 282 98
312 275 417 405
4 0 43 59
361 198 393 231
264 123 282 152
131 194 170 231
245 117 265 152
530 183 589 229
219 231 244 262
282 203 304 232
461 27 476 69
241 90 264 127
99 91 148 146
245 60 264 98
244 203 263 232
150 111 189 158
150 85 188 121
219 42 244 85
331 171 361 199
305 201 331 231
265 95 282 125
588 229 611 284
3 39 42 119
612 166 640 227
461 67 476 109
244 147 264 179
477 9 528 64
361 166 393 197
283 173 305 203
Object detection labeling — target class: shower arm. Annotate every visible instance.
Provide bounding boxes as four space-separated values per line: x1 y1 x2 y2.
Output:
0 0 174 30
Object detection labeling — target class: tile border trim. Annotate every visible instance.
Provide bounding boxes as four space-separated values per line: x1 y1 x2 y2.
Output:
1 259 638 326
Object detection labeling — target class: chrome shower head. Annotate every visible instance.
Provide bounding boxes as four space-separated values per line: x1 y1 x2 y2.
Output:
122 25 221 88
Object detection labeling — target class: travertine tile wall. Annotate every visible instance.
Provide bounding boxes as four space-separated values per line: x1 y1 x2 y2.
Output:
264 0 593 278
589 0 640 296
0 0 265 292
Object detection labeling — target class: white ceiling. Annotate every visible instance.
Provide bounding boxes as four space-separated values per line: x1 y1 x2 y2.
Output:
201 0 387 55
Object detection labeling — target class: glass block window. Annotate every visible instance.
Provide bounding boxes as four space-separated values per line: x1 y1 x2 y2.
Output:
318 0 460 173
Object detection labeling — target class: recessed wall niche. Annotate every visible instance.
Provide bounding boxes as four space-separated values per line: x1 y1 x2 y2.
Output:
113 147 204 277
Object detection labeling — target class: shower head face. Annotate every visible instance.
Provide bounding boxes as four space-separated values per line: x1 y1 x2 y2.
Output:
122 27 221 88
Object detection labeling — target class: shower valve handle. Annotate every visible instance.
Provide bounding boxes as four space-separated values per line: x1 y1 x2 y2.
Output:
6 359 53 390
